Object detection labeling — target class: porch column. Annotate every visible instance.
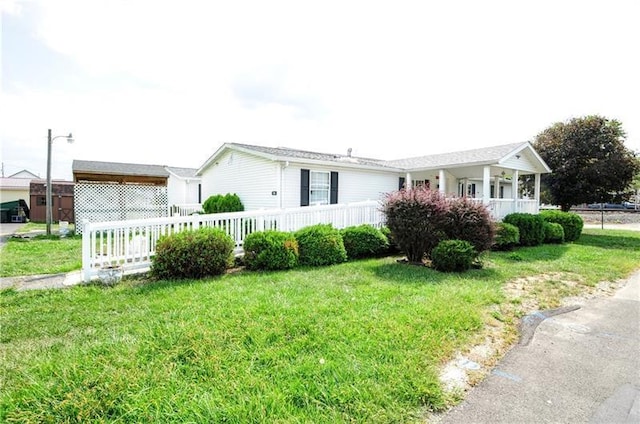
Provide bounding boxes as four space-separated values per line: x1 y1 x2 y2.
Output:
511 170 519 201
406 173 412 189
438 169 446 194
482 166 491 204
463 178 468 198
493 176 500 199
534 173 541 209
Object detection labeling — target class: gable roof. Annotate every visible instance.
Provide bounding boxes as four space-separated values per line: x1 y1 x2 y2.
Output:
197 142 401 174
386 142 524 169
72 160 170 178
198 141 551 175
8 169 40 179
165 166 200 179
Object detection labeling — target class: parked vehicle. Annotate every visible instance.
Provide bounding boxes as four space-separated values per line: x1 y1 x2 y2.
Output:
587 202 624 209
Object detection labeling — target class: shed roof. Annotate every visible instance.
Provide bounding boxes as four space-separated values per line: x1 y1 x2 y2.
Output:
72 160 170 177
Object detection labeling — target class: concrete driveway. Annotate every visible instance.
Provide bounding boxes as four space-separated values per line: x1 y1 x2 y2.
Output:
436 271 640 423
0 222 26 237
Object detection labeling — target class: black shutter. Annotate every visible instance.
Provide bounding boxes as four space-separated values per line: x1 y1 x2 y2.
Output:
300 169 310 206
399 177 405 190
330 172 339 204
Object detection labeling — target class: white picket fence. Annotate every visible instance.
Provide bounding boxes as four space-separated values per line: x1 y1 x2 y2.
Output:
81 201 384 282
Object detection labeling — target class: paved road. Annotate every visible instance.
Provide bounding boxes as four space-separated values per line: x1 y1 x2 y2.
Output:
436 271 640 424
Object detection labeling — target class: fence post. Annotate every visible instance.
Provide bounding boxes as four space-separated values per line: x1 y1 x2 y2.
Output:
82 219 92 282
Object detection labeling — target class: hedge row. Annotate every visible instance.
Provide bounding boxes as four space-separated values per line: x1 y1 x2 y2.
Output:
150 210 585 279
151 223 392 278
501 211 583 248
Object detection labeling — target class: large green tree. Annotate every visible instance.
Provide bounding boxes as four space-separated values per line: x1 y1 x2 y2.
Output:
533 115 640 211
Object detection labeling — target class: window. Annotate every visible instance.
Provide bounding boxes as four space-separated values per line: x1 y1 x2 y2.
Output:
411 179 430 189
309 171 330 205
36 196 47 206
301 169 338 206
458 183 476 197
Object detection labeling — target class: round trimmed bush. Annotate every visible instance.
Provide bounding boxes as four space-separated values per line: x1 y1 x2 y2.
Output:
444 197 496 253
493 222 520 251
543 221 565 244
431 239 477 272
340 225 389 259
151 227 235 280
539 210 583 242
295 224 347 266
243 230 299 270
503 213 545 246
203 193 244 214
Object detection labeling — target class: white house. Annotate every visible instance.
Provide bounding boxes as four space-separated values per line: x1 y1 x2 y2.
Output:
166 166 202 207
196 142 551 219
0 170 40 208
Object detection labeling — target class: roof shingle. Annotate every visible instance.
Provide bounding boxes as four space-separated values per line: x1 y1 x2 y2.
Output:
72 160 170 177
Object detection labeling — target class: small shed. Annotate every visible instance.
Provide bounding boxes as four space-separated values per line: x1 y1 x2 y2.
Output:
72 160 171 232
29 180 75 223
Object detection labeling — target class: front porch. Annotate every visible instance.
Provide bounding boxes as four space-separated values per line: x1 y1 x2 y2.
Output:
404 165 543 220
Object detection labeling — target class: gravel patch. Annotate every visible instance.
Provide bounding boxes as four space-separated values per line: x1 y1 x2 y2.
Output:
575 211 640 225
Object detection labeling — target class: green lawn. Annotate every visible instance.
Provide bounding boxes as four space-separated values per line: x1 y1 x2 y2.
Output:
0 235 82 277
1 229 639 422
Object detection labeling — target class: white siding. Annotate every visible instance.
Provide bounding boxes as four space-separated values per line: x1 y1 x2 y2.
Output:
0 189 31 208
167 176 201 206
200 150 279 210
281 163 398 209
501 150 541 174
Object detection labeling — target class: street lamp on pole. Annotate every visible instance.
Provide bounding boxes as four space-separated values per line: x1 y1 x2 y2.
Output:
46 129 74 235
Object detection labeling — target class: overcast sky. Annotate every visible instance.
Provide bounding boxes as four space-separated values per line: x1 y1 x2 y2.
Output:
1 0 639 180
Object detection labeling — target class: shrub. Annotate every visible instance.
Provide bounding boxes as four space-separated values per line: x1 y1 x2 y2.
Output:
151 227 235 280
431 239 477 272
502 213 545 246
203 193 244 214
295 224 347 266
243 230 299 270
444 197 496 253
493 222 520 251
543 221 565 244
340 225 389 259
381 187 448 262
380 226 402 254
539 210 584 242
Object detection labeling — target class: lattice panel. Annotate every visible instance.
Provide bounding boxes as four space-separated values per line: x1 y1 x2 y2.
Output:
75 183 168 233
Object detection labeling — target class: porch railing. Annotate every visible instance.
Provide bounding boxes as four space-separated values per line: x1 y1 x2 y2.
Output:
82 200 383 282
169 203 203 216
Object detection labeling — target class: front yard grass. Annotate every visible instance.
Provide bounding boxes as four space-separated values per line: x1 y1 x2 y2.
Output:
0 235 82 277
1 229 639 422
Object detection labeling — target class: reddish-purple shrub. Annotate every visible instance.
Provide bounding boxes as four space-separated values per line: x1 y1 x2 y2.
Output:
444 197 496 253
381 187 449 262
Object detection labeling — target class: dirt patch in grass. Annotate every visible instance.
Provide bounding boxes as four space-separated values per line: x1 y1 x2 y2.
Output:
435 271 629 405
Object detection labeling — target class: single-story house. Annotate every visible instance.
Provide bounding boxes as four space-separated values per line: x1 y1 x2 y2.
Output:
196 142 551 219
0 169 40 208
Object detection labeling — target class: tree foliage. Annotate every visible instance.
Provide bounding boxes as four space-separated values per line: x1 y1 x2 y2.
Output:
533 115 639 211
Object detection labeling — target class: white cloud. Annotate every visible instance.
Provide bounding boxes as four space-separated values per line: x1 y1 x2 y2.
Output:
2 0 639 179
